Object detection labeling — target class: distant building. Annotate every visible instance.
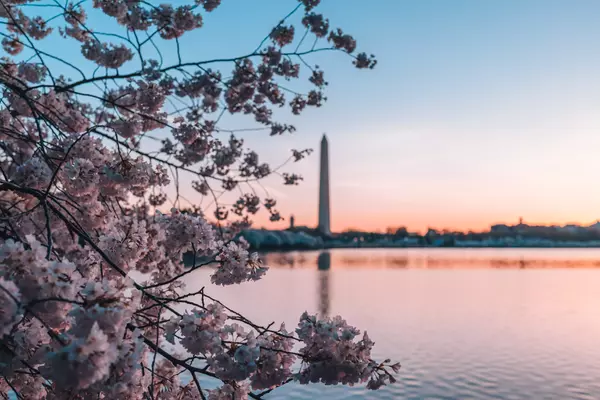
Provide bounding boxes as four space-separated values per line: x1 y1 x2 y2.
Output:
289 215 295 229
491 224 512 233
589 221 600 231
563 224 583 233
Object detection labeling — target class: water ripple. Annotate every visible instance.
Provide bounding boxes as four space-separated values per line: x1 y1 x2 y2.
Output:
187 249 600 399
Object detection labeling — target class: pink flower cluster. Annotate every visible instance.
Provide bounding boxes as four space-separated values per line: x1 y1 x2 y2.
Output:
270 25 295 47
11 157 52 190
251 325 296 389
1 237 79 327
0 277 21 336
211 239 266 285
207 382 250 400
42 322 118 389
166 303 227 353
302 12 329 37
164 308 398 395
17 63 47 83
208 327 261 381
151 4 203 40
82 41 134 69
299 0 321 12
197 0 222 12
0 0 392 398
158 208 219 259
296 312 398 388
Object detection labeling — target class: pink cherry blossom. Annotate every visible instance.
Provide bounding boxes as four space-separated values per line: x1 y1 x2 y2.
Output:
0 1 390 398
207 382 250 400
43 322 118 389
299 0 321 12
302 12 329 37
82 40 134 68
328 28 357 53
251 324 296 389
151 4 203 40
196 0 222 12
1 36 23 55
17 63 47 83
167 303 227 354
270 25 295 47
0 277 21 336
212 239 267 285
11 157 52 189
354 52 378 69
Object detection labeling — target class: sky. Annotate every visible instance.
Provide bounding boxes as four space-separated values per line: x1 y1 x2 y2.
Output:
226 0 600 233
25 0 600 233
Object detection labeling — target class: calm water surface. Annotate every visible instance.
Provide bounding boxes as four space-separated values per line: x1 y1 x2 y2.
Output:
187 248 600 399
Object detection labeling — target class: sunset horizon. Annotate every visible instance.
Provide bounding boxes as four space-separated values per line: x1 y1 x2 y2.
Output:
204 0 600 234
255 212 600 235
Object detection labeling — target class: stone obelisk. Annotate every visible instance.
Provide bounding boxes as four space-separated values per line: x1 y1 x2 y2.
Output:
318 134 331 236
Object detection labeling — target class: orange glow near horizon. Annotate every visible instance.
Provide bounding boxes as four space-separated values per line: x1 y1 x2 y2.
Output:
251 211 600 234
176 165 600 234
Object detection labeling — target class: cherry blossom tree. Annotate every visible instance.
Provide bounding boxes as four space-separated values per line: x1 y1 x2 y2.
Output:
0 0 397 398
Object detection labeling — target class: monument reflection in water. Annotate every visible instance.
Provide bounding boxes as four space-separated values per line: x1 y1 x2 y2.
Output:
317 251 331 317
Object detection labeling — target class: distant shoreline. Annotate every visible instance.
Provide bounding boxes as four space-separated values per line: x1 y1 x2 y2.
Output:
253 244 600 252
240 228 600 252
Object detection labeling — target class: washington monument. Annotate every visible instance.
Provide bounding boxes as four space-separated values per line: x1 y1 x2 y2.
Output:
318 134 331 236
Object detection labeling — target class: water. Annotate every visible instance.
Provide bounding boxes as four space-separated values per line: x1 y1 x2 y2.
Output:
186 248 600 399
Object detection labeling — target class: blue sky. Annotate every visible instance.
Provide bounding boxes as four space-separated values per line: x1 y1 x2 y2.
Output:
232 0 600 232
23 0 600 232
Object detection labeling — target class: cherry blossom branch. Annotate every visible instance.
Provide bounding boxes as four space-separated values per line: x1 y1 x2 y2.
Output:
0 2 392 398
